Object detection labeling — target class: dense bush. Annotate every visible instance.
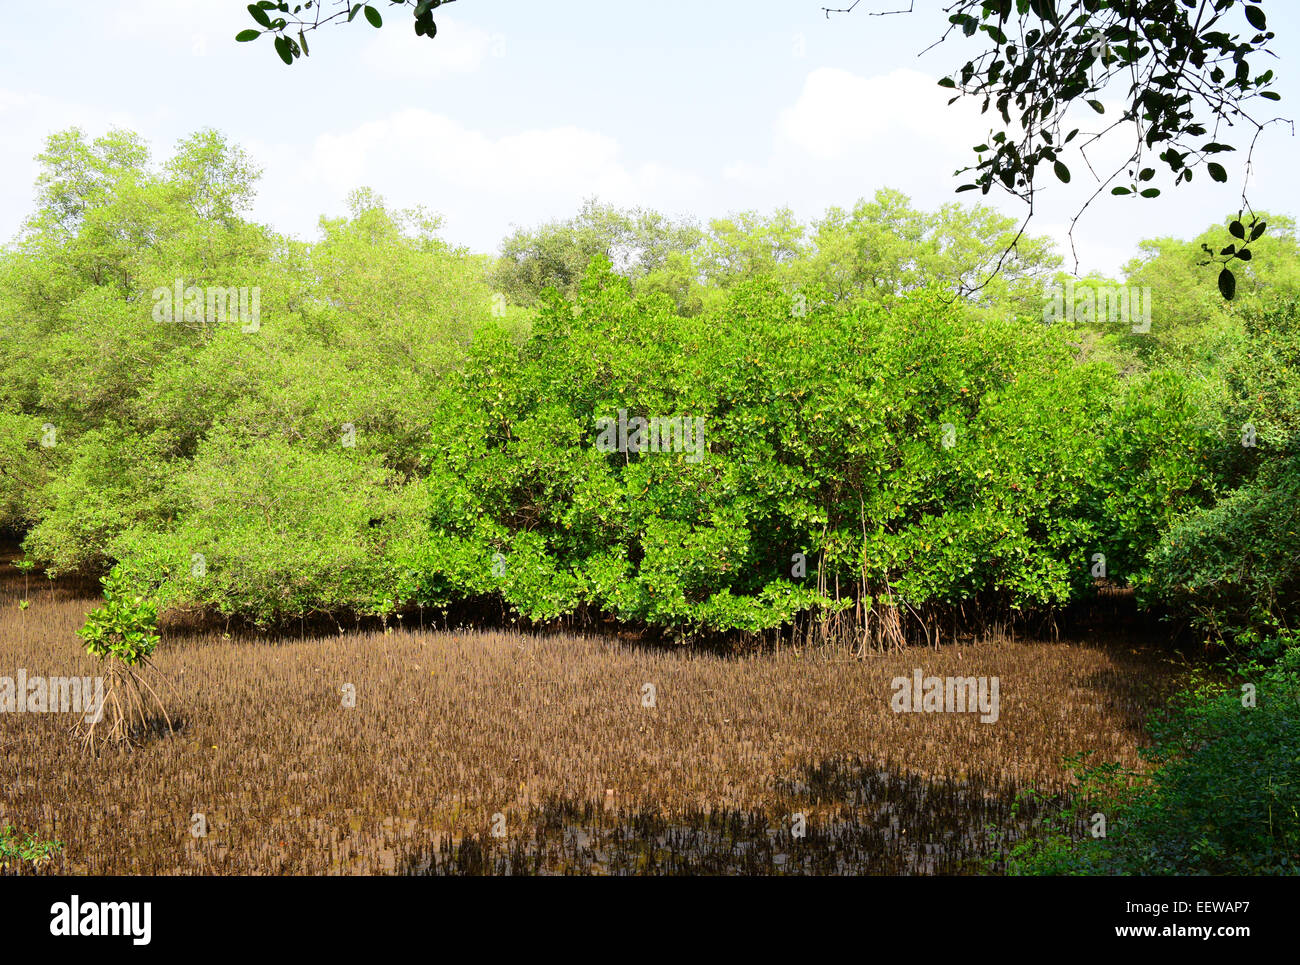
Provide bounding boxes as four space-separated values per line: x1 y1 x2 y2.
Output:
1146 455 1300 656
1 129 510 604
1010 659 1300 875
110 431 423 624
1139 294 1300 653
393 261 1162 639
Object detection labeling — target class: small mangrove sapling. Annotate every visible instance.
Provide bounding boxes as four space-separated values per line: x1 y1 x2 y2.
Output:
76 567 174 750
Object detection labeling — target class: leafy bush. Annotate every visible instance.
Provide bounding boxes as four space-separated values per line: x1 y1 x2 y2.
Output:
77 566 160 666
1136 293 1300 652
1093 369 1224 588
77 563 175 750
1011 664 1300 875
1146 455 1300 652
3 130 505 592
394 261 1149 638
0 825 63 873
111 431 424 625
22 426 181 576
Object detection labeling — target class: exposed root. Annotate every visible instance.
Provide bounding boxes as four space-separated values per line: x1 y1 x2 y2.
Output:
75 659 177 754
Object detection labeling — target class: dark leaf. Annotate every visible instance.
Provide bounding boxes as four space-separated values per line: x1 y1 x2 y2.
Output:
273 34 293 64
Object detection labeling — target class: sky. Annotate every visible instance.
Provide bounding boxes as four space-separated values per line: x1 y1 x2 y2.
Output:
1 0 1296 276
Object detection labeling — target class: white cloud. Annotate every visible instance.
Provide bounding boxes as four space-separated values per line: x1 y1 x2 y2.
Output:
247 108 705 251
360 17 504 78
309 111 631 195
713 66 998 231
776 66 988 162
716 65 1251 277
717 66 995 211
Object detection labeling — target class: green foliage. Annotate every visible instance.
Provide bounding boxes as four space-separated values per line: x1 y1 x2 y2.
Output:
490 197 703 310
235 1 454 65
3 129 508 614
1012 665 1300 875
1121 215 1300 356
77 566 160 667
22 427 181 576
0 411 53 536
0 825 63 873
1204 212 1275 302
995 752 1136 875
928 0 1281 297
492 190 1061 317
398 260 1138 635
1147 455 1300 649
795 189 1060 308
1094 368 1223 587
112 431 422 625
1138 291 1300 648
4 124 1297 646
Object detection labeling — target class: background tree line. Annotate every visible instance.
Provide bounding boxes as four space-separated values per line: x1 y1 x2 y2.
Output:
0 127 1295 663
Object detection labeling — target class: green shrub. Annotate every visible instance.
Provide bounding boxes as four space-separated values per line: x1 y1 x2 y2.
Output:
77 566 160 666
1012 665 1300 875
398 261 1144 637
1137 292 1300 651
1146 454 1300 651
0 825 63 873
112 430 423 625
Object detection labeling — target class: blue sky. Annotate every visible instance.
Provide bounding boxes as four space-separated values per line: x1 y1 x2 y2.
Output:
1 0 1296 276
